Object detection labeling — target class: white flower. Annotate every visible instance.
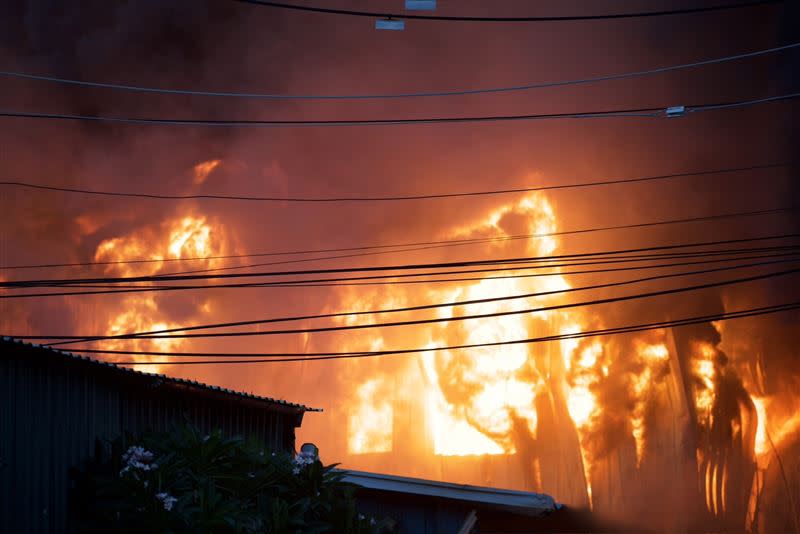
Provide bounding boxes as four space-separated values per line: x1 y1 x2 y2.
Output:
120 446 157 476
292 467 300 475
358 514 365 520
155 492 178 511
370 518 376 525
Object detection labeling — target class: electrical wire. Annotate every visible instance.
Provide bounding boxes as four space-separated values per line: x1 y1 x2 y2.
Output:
2 43 796 100
165 206 797 277
32 254 800 346
7 248 799 300
15 266 800 348
0 162 784 205
1 93 798 128
0 105 664 127
234 0 783 23
48 300 800 364
4 229 798 289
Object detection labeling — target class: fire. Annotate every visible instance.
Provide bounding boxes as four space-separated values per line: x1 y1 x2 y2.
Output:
692 341 718 425
168 216 215 259
339 192 713 511
425 388 506 456
348 378 393 454
89 212 231 370
753 396 769 458
630 339 670 464
193 159 221 185
565 343 602 428
45 158 797 530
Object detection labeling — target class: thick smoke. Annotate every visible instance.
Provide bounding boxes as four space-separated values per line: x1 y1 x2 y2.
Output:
1 2 799 531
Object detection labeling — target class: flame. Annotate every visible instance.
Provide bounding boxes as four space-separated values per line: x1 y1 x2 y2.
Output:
340 193 612 506
341 195 559 456
168 216 215 259
692 341 718 426
565 343 602 428
348 378 393 454
630 339 670 464
193 159 221 185
753 396 769 458
339 192 710 510
47 161 798 527
89 212 230 371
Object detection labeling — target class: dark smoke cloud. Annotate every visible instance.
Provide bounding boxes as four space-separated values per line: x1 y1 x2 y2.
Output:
1 3 799 527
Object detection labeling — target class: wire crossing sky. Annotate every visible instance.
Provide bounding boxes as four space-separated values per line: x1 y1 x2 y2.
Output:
31 254 800 345
234 0 785 23
2 42 796 100
0 163 785 204
1 93 798 128
35 300 800 364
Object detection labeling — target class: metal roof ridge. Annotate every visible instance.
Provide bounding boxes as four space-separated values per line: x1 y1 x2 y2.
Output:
1 336 321 412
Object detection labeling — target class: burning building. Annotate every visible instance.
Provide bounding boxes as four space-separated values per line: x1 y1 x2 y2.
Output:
293 192 800 533
1 1 799 532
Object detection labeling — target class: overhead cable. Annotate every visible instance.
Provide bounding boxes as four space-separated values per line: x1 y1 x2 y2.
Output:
0 162 784 205
17 267 800 346
2 43 796 100
1 93 798 128
165 206 796 277
33 255 800 346
45 300 800 364
233 0 783 23
7 248 799 300
3 226 798 289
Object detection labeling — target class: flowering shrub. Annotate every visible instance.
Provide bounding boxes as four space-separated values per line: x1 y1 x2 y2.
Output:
70 424 392 533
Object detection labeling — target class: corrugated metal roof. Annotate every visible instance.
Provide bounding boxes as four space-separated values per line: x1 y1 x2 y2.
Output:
1 336 321 412
340 469 557 514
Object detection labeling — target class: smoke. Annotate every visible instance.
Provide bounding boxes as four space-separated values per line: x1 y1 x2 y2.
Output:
2 2 800 531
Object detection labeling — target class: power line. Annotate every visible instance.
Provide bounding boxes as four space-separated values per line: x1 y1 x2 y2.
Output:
7 248 799 300
34 255 800 346
24 204 796 284
0 164 783 272
0 105 663 127
0 162 784 206
19 266 800 347
45 300 800 364
0 201 793 288
234 0 783 23
164 206 797 277
4 228 798 289
2 93 798 128
2 43 796 100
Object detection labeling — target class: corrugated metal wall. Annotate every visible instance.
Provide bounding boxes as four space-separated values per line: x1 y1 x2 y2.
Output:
0 344 301 533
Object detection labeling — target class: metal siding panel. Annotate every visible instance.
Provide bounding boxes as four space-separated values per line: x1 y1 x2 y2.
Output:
0 356 13 532
3 343 304 532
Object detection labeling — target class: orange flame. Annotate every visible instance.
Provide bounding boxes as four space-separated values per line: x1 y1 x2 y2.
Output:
90 212 230 371
193 159 221 185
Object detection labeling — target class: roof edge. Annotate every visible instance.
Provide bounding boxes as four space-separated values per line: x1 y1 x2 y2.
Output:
338 468 557 513
1 336 322 413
